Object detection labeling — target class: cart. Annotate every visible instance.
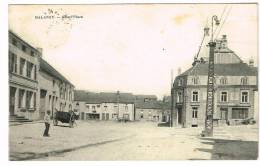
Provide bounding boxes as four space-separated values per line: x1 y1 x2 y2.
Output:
53 110 79 128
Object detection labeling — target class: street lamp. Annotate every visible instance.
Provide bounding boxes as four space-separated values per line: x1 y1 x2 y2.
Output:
211 15 220 41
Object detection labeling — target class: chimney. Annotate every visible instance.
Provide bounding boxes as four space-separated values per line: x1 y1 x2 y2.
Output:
178 67 182 75
221 35 227 48
249 58 254 67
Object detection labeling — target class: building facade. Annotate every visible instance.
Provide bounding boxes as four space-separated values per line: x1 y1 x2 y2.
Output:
9 31 75 121
172 35 258 127
74 91 135 121
134 95 163 122
38 58 75 119
9 31 40 120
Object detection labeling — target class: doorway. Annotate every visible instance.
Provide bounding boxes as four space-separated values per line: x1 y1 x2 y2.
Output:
220 108 228 121
191 107 198 127
9 87 16 116
177 108 182 125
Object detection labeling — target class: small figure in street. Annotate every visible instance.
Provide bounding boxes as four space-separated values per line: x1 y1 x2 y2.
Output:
43 110 51 137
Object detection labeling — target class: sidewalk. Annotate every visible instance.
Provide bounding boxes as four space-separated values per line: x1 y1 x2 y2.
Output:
9 121 136 160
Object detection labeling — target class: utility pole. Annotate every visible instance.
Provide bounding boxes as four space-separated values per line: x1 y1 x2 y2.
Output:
202 15 220 137
170 69 174 127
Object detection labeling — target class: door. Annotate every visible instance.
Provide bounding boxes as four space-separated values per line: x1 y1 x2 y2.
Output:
39 89 47 119
177 108 182 125
220 108 228 121
102 113 105 120
106 113 109 120
9 87 16 116
123 114 129 120
192 107 198 127
81 112 85 120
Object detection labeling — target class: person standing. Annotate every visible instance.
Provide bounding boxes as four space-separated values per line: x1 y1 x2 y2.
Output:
43 110 51 137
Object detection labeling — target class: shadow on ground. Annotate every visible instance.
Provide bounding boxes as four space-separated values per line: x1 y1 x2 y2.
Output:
196 138 258 160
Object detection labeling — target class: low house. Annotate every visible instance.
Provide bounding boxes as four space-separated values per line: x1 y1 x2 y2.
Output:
74 90 135 121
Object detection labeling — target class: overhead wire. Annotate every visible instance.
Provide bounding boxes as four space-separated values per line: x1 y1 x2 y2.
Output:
215 5 233 39
213 5 228 36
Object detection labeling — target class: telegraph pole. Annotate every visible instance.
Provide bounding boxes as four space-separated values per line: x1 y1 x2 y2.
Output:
170 69 173 127
202 15 220 137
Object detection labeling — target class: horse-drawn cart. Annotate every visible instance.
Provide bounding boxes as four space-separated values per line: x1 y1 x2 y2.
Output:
53 110 79 128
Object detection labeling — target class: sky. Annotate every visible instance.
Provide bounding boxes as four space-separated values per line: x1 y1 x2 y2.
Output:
8 4 258 99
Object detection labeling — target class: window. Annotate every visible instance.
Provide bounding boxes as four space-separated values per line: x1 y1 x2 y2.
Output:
22 45 27 52
220 77 227 85
192 107 198 118
112 113 118 118
241 91 249 103
104 105 108 111
30 50 35 57
144 98 151 102
19 58 25 75
140 111 144 118
220 91 228 102
53 80 55 87
34 66 37 80
33 92 36 108
92 106 96 110
85 105 89 109
241 77 248 85
26 91 33 108
177 91 183 103
18 89 25 108
9 53 17 73
26 61 33 78
192 77 199 85
97 105 100 108
12 38 17 46
192 91 199 102
178 79 183 86
232 108 248 119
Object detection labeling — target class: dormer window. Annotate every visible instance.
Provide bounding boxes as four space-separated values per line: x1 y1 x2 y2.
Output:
192 77 199 85
220 77 227 85
12 38 17 46
241 77 248 85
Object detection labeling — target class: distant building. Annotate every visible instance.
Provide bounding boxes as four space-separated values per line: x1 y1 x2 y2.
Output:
38 58 75 119
135 100 163 122
134 95 171 122
172 35 258 127
9 31 40 120
74 91 135 121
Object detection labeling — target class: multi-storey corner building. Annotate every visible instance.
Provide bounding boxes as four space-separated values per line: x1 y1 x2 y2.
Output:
9 31 40 120
74 91 135 121
38 57 75 119
172 35 258 127
9 31 75 121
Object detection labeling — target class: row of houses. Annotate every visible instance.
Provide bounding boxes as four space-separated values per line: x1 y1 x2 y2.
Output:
73 91 171 122
9 31 74 121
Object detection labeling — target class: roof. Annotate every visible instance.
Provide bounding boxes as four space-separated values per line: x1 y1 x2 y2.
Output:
9 30 40 53
135 100 163 109
135 99 171 110
39 57 74 86
179 63 258 77
135 95 157 100
74 90 135 103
